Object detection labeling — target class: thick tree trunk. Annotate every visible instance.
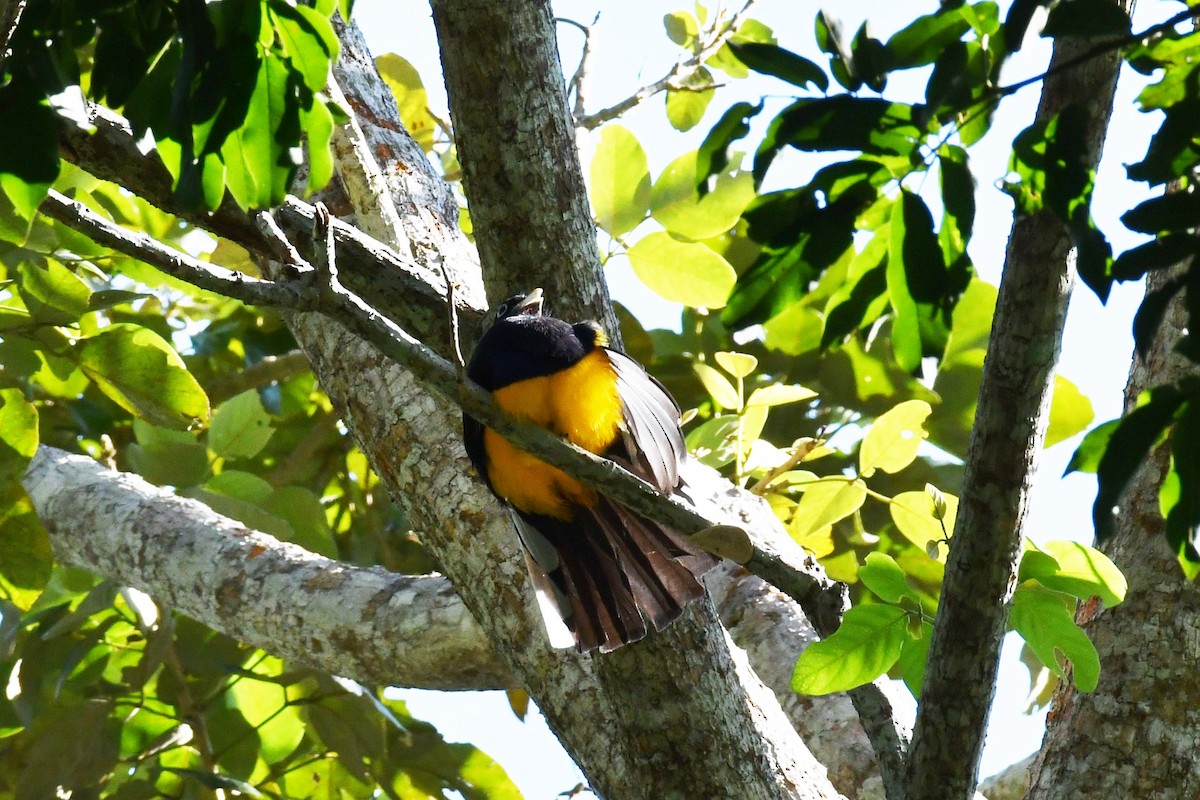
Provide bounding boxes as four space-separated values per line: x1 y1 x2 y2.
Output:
905 10 1130 797
272 16 838 800
1025 266 1200 798
428 0 619 335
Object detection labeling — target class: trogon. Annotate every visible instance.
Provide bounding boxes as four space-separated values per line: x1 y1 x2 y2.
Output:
462 288 717 653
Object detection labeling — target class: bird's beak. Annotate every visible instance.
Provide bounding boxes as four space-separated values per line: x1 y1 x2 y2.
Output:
514 287 544 315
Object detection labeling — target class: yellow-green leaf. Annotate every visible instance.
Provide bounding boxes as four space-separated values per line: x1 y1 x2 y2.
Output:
791 603 908 695
0 389 37 485
376 53 437 152
77 325 211 430
890 488 958 558
209 390 275 460
590 124 651 237
694 362 739 410
792 478 867 538
859 399 931 477
650 151 756 241
714 350 758 378
626 231 736 308
1045 375 1095 448
747 383 817 407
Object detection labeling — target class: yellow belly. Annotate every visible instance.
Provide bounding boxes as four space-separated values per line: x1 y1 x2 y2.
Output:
484 349 623 520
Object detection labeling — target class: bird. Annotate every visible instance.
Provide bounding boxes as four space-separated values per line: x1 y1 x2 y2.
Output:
462 288 718 653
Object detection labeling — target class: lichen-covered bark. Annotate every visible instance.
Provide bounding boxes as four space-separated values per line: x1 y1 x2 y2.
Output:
23 446 507 690
1025 265 1200 798
904 15 1130 798
428 0 619 335
265 17 838 800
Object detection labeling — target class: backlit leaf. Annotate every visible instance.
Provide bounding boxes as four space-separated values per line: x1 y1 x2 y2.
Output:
791 478 867 537
0 389 38 485
651 151 756 241
859 553 916 603
890 488 958 558
591 125 651 237
209 390 275 460
1019 540 1126 606
693 363 740 410
860 399 932 477
1010 585 1100 692
77 325 211 430
791 604 908 694
626 232 736 308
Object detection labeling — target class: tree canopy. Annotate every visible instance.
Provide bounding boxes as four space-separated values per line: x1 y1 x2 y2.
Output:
1 0 1199 798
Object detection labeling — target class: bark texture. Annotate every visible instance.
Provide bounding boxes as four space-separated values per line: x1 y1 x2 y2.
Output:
264 19 838 800
1026 266 1200 798
428 0 619 335
905 15 1130 798
23 447 507 690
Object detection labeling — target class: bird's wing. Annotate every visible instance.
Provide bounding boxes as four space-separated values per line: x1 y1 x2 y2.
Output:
605 348 686 493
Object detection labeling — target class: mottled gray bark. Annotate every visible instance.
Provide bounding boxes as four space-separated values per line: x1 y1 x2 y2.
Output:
428 0 618 334
905 10 1131 798
1025 266 1200 798
23 446 507 690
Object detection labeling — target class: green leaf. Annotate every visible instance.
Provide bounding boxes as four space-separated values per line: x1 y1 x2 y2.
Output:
791 604 909 694
651 151 756 241
890 488 958 556
77 325 211 430
860 399 932 477
664 11 699 47
1045 375 1095 448
791 478 867 538
1111 234 1200 282
1091 386 1185 541
747 384 817 407
887 198 924 374
1165 399 1200 575
376 53 437 152
685 414 739 468
0 484 52 607
228 663 306 764
885 9 972 69
0 78 59 227
897 619 933 698
1019 540 1126 606
755 98 919 184
0 389 38 485
696 101 764 195
266 486 336 557
859 553 916 603
1010 585 1100 692
665 67 715 132
727 42 828 91
714 351 758 379
1065 418 1119 475
304 96 336 193
1121 189 1200 234
127 420 209 488
590 125 651 237
209 390 275 460
693 363 740 410
762 303 824 355
626 232 736 308
17 260 92 325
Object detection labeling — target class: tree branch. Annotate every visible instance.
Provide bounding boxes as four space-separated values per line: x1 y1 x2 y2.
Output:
47 92 908 798
23 446 509 690
206 351 313 404
574 0 756 130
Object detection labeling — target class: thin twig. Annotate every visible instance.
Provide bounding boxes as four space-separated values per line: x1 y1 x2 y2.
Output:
557 13 601 118
440 261 466 380
207 351 313 404
39 190 312 308
748 438 821 495
574 0 757 130
44 177 910 789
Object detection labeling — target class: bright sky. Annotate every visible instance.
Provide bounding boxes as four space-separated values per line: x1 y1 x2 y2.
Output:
356 0 1163 795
